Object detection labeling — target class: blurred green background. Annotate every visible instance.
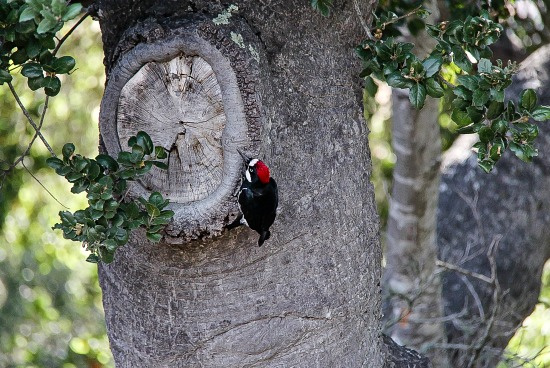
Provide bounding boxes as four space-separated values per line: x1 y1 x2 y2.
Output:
0 11 548 368
0 18 113 367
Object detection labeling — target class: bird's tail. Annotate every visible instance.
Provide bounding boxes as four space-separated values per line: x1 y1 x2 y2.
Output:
258 230 271 246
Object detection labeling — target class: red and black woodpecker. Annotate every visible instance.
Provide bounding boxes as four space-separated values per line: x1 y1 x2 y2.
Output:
229 149 278 246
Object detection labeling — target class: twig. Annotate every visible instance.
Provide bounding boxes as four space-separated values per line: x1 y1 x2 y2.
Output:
53 10 91 56
466 235 503 368
459 274 485 319
21 161 69 209
353 0 374 40
7 82 56 157
11 96 50 169
436 259 493 284
438 73 456 88
371 5 424 31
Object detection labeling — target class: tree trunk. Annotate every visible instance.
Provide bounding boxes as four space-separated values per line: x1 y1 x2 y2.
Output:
438 45 550 367
382 2 448 365
95 1 385 366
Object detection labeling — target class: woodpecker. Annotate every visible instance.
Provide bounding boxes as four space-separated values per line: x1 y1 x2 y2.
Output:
229 149 278 246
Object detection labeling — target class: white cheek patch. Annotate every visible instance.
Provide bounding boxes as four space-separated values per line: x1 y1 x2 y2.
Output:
249 159 259 167
245 170 252 182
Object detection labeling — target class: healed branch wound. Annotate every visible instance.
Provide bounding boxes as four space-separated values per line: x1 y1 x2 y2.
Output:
99 22 261 242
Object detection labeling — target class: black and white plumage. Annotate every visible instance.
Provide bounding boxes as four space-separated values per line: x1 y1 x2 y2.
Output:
230 149 278 246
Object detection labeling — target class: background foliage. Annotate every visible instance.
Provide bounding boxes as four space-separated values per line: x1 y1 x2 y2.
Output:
0 17 114 367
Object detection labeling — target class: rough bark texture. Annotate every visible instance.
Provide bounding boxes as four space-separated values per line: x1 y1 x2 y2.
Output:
96 1 385 366
438 45 550 367
382 335 433 368
383 3 448 364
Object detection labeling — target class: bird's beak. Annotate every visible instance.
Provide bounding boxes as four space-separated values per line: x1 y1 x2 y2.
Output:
237 148 250 163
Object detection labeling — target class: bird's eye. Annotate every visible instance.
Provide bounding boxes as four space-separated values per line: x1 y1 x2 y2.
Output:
249 168 253 173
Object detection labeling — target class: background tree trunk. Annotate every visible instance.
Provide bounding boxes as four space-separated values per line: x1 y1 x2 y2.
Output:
437 45 550 367
95 0 386 366
382 2 448 365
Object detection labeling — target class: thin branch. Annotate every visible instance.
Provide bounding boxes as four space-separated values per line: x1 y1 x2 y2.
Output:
7 82 56 157
371 5 424 31
21 161 69 209
436 259 493 284
11 96 50 169
466 235 503 368
353 0 374 40
53 10 91 56
438 73 456 88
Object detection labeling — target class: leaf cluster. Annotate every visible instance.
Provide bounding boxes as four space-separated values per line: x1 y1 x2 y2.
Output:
0 0 82 95
46 131 174 264
356 9 550 172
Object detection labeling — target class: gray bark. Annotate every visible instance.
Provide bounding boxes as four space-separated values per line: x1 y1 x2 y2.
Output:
438 45 550 367
95 1 386 366
383 3 448 364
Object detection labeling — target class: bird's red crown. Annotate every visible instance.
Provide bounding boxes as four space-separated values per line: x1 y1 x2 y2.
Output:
255 160 270 184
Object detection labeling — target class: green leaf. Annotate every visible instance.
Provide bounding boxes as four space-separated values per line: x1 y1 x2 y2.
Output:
478 160 494 173
386 72 409 88
136 131 154 155
99 248 114 264
155 146 167 159
364 76 378 97
0 69 12 84
11 48 28 65
151 161 168 170
491 89 505 102
36 12 58 34
21 62 42 78
451 109 473 127
51 0 65 16
25 38 41 58
520 89 537 112
62 143 75 160
104 200 118 212
16 19 36 33
491 120 508 135
146 232 162 243
86 254 100 263
149 192 165 207
114 228 129 245
145 202 160 217
87 162 101 180
311 0 332 17
453 86 472 101
478 126 494 143
46 157 64 169
472 89 490 107
478 58 492 73
52 56 75 74
510 142 530 162
62 3 82 21
452 46 473 73
422 54 443 78
425 78 444 98
409 83 426 109
43 76 61 96
19 6 36 22
103 239 117 252
486 101 504 119
27 75 45 91
456 75 478 91
95 154 119 171
59 211 76 226
531 106 550 121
